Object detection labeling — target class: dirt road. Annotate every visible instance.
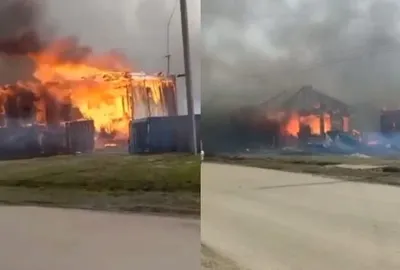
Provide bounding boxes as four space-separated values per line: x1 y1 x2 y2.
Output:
0 206 199 270
202 163 400 270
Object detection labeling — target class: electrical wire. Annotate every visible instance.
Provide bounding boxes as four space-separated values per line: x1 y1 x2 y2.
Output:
166 0 179 55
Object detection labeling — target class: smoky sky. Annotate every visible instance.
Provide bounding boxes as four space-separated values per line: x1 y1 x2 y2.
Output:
0 1 40 55
203 0 400 110
0 0 200 113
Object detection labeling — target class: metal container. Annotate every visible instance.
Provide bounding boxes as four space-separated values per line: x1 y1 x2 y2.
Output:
41 125 67 156
148 116 180 152
173 115 201 152
0 119 95 160
65 119 95 153
129 118 149 153
129 115 200 154
0 125 43 160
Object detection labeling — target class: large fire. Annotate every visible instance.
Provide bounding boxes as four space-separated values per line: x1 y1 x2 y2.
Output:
267 111 349 137
0 37 176 144
284 113 332 137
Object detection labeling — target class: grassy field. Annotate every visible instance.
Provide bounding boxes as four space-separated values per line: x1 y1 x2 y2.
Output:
0 153 200 216
206 154 400 187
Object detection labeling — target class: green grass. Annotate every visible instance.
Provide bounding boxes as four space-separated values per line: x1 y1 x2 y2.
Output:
0 153 200 215
0 153 200 192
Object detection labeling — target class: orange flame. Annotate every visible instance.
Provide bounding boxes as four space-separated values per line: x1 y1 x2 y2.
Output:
283 112 332 137
0 37 175 142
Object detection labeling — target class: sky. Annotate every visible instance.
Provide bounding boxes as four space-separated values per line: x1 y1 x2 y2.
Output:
202 0 400 111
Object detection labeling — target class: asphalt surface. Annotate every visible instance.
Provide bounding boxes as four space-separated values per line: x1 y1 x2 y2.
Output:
0 206 200 270
201 163 400 270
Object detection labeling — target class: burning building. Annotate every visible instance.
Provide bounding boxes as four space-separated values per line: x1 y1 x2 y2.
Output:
0 71 177 148
0 36 178 157
232 86 350 148
0 1 179 158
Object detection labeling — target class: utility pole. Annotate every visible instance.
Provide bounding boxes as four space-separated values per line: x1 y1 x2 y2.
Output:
165 54 171 75
179 0 197 154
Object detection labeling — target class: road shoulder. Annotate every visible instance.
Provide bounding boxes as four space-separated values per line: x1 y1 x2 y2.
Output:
205 154 400 187
201 244 244 270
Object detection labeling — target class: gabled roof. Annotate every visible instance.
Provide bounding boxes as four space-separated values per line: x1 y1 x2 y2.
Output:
258 89 299 111
257 85 349 113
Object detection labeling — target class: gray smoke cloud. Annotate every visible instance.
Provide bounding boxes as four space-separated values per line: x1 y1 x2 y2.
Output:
0 0 48 83
203 0 400 111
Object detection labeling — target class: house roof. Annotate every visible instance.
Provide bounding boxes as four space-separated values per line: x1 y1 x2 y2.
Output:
257 85 349 114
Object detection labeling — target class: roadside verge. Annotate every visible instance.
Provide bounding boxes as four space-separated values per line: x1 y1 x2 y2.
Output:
0 153 200 216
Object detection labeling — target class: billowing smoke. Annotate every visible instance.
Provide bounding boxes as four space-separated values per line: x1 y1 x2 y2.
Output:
0 0 46 53
0 0 49 83
203 0 400 110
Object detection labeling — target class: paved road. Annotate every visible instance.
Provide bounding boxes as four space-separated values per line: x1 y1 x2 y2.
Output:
202 163 400 270
0 206 199 270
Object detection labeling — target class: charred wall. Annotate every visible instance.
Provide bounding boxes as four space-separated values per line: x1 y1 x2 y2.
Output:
380 110 400 134
230 107 281 148
0 84 84 128
1 85 38 127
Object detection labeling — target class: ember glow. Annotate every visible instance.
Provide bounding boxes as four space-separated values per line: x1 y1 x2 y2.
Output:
0 37 176 145
280 112 332 137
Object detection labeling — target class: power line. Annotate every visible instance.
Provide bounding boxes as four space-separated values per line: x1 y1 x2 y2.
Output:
166 0 179 75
